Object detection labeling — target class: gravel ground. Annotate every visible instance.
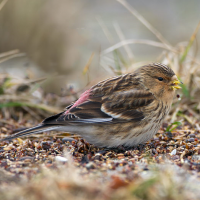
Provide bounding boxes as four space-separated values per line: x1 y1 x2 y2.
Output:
1 114 200 200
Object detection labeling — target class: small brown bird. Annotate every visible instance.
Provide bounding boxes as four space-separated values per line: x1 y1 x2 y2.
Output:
1 63 181 147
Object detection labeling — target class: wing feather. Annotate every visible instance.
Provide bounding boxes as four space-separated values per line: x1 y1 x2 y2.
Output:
42 89 155 125
101 90 154 120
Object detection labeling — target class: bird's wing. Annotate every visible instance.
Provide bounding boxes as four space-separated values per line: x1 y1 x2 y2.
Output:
42 89 155 125
101 90 154 120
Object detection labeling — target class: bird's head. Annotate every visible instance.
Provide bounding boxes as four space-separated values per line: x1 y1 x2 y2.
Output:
137 63 182 101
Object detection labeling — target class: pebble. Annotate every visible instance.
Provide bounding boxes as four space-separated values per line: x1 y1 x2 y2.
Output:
188 138 195 142
117 153 125 159
170 149 177 156
19 156 34 161
86 162 96 169
62 137 77 143
189 134 195 138
55 156 68 163
1 127 8 132
94 153 102 160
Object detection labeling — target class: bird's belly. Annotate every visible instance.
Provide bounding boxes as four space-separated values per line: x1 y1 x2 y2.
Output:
124 123 161 147
79 121 161 148
56 119 163 148
99 122 161 147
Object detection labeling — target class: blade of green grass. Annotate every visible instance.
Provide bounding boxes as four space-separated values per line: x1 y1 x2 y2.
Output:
181 83 190 98
131 177 158 199
166 121 182 132
0 102 62 114
113 49 122 75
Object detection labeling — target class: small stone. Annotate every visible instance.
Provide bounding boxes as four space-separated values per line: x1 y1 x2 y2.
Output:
42 142 52 150
166 131 173 139
19 156 34 161
94 153 102 160
117 153 125 159
189 134 195 138
97 150 107 155
55 156 68 163
188 138 194 142
81 155 89 164
152 149 158 155
26 148 34 152
86 162 96 169
39 150 47 153
170 149 176 155
3 144 14 151
1 127 8 132
171 155 179 160
62 137 77 143
105 152 115 158
3 146 12 151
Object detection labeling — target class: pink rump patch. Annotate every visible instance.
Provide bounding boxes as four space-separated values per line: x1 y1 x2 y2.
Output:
65 89 91 114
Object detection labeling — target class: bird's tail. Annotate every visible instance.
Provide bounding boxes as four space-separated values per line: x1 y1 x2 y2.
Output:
0 124 60 142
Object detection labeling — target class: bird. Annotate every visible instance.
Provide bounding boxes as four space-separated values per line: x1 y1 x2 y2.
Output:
0 63 181 147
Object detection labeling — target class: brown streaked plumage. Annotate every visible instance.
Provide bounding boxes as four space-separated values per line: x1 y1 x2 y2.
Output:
0 63 181 147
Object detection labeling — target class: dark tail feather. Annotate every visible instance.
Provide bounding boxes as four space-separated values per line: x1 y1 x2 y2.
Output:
0 124 60 141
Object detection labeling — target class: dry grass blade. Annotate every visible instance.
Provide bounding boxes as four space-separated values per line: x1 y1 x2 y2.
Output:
22 106 43 121
180 21 200 64
101 39 173 55
0 95 31 101
100 60 116 75
113 22 134 61
0 49 20 58
96 16 114 44
0 49 26 65
97 16 124 74
82 53 95 75
25 77 47 84
0 119 16 125
117 0 173 50
0 52 26 64
180 22 200 97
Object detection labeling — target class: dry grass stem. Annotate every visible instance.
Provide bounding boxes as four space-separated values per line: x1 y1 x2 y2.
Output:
117 0 173 50
113 22 135 61
101 39 173 55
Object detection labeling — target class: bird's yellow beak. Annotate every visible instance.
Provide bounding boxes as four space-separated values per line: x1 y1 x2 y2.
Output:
171 80 182 90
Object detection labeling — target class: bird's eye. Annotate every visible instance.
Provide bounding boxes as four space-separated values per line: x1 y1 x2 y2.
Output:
157 77 164 81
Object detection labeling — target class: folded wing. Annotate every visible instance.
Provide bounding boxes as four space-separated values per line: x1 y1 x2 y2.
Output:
42 89 155 125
